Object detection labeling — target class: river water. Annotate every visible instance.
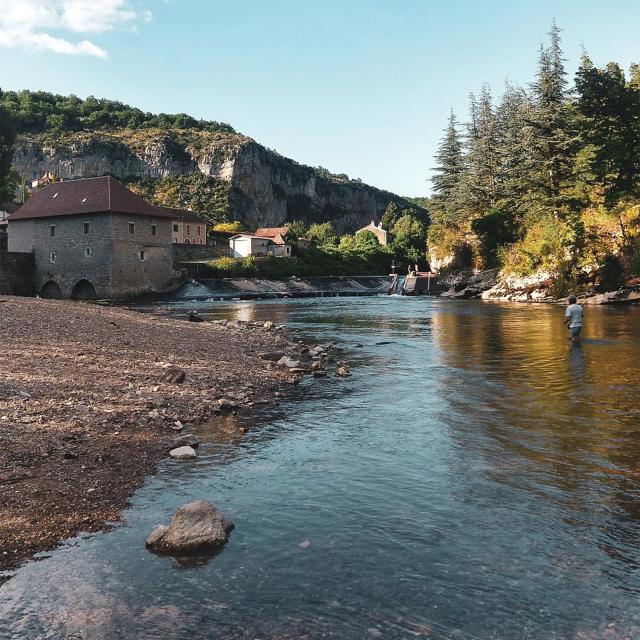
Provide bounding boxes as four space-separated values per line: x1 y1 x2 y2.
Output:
2 297 640 639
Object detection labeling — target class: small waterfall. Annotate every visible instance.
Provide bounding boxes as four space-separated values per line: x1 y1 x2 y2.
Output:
389 275 406 295
171 281 217 301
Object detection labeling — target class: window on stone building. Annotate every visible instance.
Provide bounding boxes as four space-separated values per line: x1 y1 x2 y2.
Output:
186 224 191 235
50 251 56 263
151 224 157 237
49 225 56 237
83 222 90 235
84 247 93 257
173 224 179 232
197 225 201 236
129 223 135 235
139 250 145 261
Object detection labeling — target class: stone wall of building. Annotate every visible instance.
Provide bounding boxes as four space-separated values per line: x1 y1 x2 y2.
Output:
10 213 173 299
110 213 173 297
0 233 34 296
16 213 115 298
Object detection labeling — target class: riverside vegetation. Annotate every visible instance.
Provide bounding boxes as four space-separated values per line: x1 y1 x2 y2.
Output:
429 22 640 296
204 210 429 278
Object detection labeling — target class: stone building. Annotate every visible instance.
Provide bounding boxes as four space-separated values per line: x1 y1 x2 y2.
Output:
355 220 388 246
8 176 174 299
164 207 208 245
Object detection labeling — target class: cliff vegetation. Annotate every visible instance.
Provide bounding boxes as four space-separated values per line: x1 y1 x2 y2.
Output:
1 91 421 235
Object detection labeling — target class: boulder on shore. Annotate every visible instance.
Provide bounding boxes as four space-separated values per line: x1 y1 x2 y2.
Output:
146 500 234 554
258 351 285 361
277 356 301 369
161 366 186 384
169 445 196 459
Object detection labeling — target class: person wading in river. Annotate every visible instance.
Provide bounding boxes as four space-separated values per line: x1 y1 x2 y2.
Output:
564 295 584 344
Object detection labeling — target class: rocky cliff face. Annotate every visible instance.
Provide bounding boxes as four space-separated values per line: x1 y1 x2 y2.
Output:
12 130 419 233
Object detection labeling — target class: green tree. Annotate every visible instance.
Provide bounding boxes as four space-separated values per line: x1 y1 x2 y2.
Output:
527 21 577 213
495 82 534 216
459 85 500 214
391 214 427 264
0 89 17 203
381 202 401 230
353 231 382 254
431 110 464 223
307 222 338 247
575 54 640 205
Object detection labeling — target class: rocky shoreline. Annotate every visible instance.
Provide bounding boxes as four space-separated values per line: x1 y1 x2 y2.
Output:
0 297 338 583
438 268 640 304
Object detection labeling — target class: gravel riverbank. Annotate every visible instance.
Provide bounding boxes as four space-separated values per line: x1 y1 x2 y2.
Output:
0 297 313 582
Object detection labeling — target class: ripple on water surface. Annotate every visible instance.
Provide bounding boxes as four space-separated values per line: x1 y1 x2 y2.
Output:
2 297 640 639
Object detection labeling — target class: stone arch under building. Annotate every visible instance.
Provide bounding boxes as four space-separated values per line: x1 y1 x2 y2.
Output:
40 280 63 299
71 279 98 301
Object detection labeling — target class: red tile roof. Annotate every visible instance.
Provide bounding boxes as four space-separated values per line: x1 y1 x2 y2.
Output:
9 176 173 221
255 226 289 239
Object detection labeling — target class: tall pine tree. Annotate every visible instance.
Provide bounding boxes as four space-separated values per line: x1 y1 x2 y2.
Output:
575 53 640 205
495 82 534 217
461 85 499 214
527 21 576 215
431 110 464 223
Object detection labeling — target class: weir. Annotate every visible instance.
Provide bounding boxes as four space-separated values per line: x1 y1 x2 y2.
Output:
389 271 446 296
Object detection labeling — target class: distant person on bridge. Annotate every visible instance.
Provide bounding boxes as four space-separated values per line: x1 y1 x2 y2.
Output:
564 295 584 344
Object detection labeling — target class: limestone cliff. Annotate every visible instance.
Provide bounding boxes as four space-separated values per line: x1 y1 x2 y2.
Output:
12 129 421 233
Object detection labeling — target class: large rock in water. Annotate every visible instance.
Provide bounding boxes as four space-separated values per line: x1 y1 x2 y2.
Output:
146 500 234 554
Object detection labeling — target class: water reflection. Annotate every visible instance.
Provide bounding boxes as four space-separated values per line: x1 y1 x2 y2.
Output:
1 297 640 639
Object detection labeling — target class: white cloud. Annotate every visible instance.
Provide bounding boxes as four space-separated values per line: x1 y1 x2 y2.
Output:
0 0 149 58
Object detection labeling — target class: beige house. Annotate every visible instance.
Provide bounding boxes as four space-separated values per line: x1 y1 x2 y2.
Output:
253 227 292 256
164 208 208 245
356 220 388 245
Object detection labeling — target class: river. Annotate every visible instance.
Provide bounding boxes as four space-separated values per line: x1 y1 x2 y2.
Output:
2 296 640 639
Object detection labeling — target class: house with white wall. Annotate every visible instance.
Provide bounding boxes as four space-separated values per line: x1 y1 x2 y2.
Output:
229 234 275 258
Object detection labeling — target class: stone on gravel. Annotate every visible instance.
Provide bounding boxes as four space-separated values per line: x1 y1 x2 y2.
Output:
145 500 234 554
277 356 301 369
258 351 285 361
217 398 238 412
263 321 274 330
169 446 196 460
187 310 204 323
161 366 186 384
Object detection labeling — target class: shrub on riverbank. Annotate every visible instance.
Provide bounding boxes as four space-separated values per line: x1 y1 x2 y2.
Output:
202 246 393 278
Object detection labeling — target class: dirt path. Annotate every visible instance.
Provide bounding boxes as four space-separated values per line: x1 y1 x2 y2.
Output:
0 297 304 580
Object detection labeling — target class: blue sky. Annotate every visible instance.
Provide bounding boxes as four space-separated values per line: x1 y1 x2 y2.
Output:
2 0 640 196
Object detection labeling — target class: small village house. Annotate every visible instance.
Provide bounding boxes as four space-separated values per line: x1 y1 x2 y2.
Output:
163 207 208 245
229 234 276 258
355 220 388 246
8 176 174 299
253 227 293 257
